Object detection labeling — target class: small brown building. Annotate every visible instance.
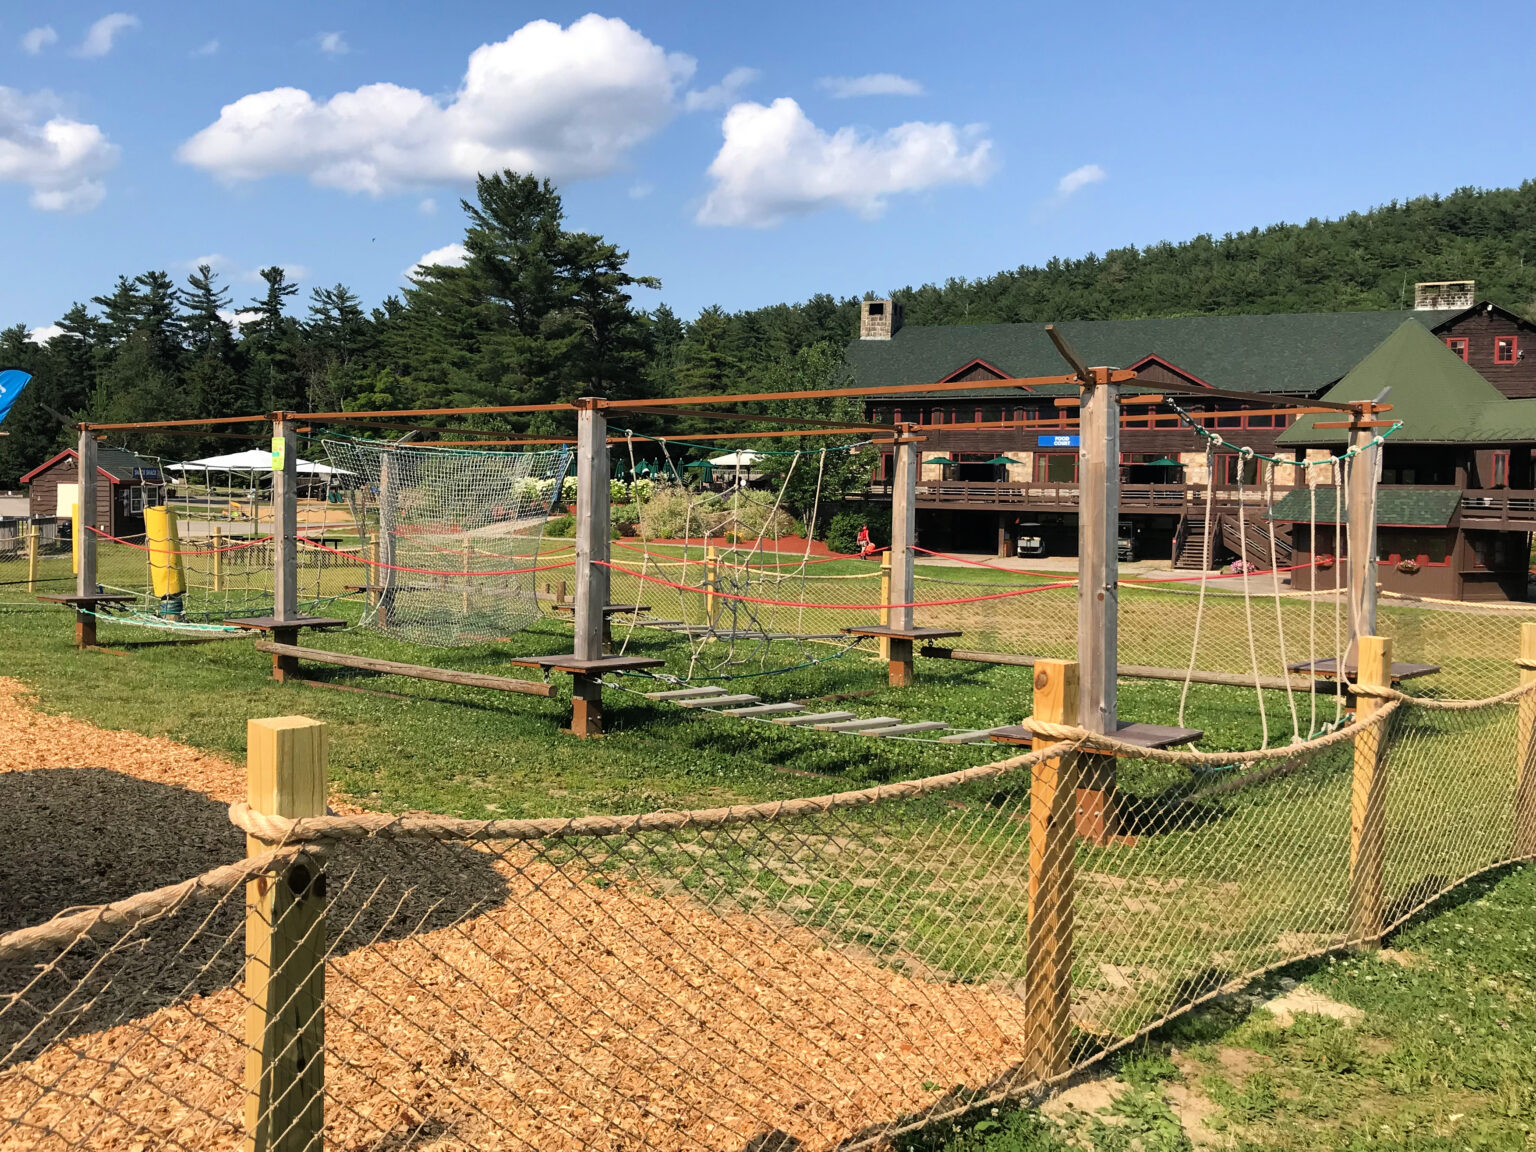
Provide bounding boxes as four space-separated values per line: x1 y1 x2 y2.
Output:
20 446 167 540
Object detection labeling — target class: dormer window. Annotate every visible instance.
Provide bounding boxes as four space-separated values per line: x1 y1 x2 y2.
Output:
1445 337 1469 362
1495 336 1519 364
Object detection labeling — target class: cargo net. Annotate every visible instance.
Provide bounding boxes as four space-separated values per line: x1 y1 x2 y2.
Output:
321 438 572 648
4 683 1535 1152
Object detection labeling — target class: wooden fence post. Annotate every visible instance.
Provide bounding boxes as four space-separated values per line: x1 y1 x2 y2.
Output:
25 525 39 592
212 525 225 593
1348 635 1392 946
366 532 380 609
878 550 892 661
244 716 327 1152
1515 623 1536 857
1024 659 1080 1079
571 399 610 735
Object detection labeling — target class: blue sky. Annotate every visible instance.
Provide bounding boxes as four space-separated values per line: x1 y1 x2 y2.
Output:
3 1 1531 338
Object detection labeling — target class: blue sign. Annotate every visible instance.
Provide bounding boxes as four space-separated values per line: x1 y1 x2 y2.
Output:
0 369 32 428
1037 434 1080 448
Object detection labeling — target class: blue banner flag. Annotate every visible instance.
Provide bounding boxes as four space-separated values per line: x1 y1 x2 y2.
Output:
0 369 33 428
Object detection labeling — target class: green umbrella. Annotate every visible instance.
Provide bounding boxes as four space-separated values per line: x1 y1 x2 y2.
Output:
684 460 714 481
923 456 953 465
982 456 1016 466
612 457 630 480
633 459 655 478
1148 457 1181 467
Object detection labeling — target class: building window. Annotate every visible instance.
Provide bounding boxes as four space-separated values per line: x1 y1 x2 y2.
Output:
1495 336 1519 364
1035 453 1078 483
1445 336 1469 362
1492 450 1509 488
1377 529 1450 566
1246 413 1276 428
1215 453 1259 486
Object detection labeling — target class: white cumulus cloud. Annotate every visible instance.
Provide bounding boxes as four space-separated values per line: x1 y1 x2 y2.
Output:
818 73 924 98
180 15 695 194
698 97 992 227
683 66 758 112
20 26 58 55
317 31 349 56
27 324 65 344
405 242 469 279
76 13 139 58
0 88 119 212
1057 163 1105 197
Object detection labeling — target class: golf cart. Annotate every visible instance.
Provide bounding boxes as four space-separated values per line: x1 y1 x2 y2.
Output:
1015 521 1045 558
1117 520 1136 562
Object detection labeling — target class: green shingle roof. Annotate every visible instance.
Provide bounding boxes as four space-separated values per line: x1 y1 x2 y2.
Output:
845 309 1461 398
1278 321 1536 447
1267 486 1461 527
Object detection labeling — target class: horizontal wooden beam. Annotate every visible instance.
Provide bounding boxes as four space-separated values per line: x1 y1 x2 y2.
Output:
1309 419 1399 429
601 370 1140 410
84 414 272 430
614 406 891 433
253 641 555 697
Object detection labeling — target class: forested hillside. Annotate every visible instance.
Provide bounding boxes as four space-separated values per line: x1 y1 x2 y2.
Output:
2 178 1533 484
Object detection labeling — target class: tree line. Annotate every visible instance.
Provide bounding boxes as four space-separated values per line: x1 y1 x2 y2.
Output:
3 174 1534 485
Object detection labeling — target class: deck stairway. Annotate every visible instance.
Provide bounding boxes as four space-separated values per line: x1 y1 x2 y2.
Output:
1172 516 1212 570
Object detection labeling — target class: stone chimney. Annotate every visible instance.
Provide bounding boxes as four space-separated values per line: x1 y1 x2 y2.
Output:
859 299 904 340
1413 280 1475 310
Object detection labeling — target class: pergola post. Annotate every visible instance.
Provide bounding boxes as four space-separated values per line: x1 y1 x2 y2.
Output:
572 398 610 735
74 426 99 648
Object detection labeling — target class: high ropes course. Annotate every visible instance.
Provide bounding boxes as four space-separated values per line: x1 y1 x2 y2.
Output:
41 322 1408 811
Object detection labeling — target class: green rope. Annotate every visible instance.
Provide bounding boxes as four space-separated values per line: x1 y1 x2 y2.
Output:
1163 398 1403 466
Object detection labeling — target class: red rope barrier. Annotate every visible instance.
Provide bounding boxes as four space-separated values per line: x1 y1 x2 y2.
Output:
89 526 273 555
297 536 575 577
610 539 878 568
595 560 1076 610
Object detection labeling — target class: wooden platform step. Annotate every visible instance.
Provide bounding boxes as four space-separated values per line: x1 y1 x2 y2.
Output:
862 721 950 737
644 686 728 700
676 694 760 708
814 716 904 733
937 727 1010 744
722 702 807 717
775 711 856 726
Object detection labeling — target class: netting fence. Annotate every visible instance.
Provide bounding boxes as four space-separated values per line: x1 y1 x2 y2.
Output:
5 668 1534 1151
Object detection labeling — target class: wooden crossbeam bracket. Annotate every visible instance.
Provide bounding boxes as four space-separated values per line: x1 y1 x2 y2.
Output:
1045 324 1092 384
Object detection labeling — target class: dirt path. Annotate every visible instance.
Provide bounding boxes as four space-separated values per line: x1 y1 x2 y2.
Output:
0 677 1038 1152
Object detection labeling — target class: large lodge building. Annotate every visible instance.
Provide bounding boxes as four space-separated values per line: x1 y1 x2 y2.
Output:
849 282 1536 601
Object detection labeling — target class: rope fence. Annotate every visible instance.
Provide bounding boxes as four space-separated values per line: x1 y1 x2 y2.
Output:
4 631 1534 1152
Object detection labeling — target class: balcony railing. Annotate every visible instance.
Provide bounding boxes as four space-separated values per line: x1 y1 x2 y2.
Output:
864 480 1269 509
1458 491 1536 527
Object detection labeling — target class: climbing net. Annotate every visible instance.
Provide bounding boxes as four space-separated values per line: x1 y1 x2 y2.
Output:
321 437 572 647
602 431 889 681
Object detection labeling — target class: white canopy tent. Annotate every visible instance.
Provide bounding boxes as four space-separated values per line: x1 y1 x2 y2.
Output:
705 450 762 469
167 450 347 477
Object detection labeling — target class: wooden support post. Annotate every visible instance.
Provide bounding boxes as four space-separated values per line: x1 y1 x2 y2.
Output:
270 626 301 682
572 399 609 734
1076 368 1121 842
1346 423 1380 645
571 674 603 737
25 525 39 592
704 544 719 626
1077 369 1118 736
76 427 97 600
272 417 298 623
1515 623 1536 858
377 455 398 628
879 551 892 660
212 525 225 592
888 430 918 687
366 533 380 610
1024 659 1080 1078
244 716 326 1152
1348 635 1392 946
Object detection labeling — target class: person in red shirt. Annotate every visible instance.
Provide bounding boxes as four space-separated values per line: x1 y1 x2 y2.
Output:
856 523 873 559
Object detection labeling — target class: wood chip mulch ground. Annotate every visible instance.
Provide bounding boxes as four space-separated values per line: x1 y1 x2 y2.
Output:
0 677 1033 1152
